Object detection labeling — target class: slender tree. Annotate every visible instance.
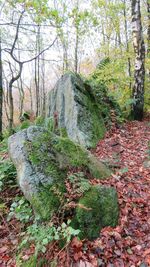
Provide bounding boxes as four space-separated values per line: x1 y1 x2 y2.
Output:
131 0 145 120
123 0 132 90
147 0 150 78
147 1 150 52
4 10 57 133
0 32 3 140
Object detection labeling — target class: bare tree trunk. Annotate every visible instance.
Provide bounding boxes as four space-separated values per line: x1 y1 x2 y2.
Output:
74 0 79 73
62 41 69 74
3 89 9 124
0 33 3 140
17 42 24 118
41 53 46 116
74 26 79 73
8 63 23 134
147 0 150 57
19 76 24 118
131 0 145 120
147 0 150 79
101 21 107 57
8 80 14 133
35 26 40 117
123 0 132 91
34 57 38 116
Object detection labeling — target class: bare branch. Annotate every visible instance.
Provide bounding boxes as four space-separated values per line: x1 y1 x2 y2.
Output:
10 10 25 55
22 37 57 64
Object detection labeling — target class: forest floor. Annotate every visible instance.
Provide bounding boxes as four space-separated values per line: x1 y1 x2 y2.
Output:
0 116 150 267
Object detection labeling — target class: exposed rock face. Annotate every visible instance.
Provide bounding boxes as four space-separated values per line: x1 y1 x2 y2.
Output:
8 127 53 199
47 73 106 147
8 126 111 220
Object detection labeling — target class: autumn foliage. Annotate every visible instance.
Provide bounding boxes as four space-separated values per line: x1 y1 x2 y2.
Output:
0 117 150 266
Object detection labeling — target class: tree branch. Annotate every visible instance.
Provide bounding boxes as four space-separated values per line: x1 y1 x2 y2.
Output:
10 10 25 55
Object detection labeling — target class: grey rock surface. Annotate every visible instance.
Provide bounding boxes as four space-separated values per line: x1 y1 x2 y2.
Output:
8 126 53 202
47 73 106 147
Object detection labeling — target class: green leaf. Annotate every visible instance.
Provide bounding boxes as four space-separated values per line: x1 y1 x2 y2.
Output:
42 238 49 245
61 222 67 229
41 246 47 253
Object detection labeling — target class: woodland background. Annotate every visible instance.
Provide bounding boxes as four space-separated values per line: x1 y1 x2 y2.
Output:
0 0 150 137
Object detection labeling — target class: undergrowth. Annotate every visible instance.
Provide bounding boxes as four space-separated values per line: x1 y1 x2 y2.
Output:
0 140 17 191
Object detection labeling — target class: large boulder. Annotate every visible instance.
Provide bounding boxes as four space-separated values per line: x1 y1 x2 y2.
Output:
72 185 119 240
47 73 106 148
8 126 111 220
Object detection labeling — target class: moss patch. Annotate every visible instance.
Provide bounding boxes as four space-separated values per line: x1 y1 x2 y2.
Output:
53 136 89 167
73 185 119 240
28 131 110 179
30 184 63 220
87 153 111 179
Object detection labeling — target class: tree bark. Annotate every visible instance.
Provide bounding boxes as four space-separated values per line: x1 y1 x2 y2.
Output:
131 0 145 120
8 62 23 134
0 33 3 140
147 1 150 53
123 0 132 91
147 0 150 79
74 0 79 73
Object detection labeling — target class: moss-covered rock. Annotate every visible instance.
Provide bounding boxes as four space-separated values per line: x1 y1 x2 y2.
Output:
8 126 112 221
47 73 106 148
30 185 62 220
87 153 111 179
73 185 119 240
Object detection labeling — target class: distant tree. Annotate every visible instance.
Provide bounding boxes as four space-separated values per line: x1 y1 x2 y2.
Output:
147 0 150 78
131 0 145 120
123 0 132 90
4 10 56 134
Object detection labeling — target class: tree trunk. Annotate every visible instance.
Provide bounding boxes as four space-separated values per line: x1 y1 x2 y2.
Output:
0 33 3 140
131 0 145 120
147 0 150 57
17 43 24 118
74 25 79 73
35 26 40 117
123 0 132 91
8 80 14 134
8 63 23 134
147 0 150 79
74 0 79 73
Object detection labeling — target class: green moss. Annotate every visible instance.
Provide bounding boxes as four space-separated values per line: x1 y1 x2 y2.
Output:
20 120 31 130
53 136 88 167
35 116 45 126
28 131 110 180
87 153 111 179
84 79 122 130
77 85 106 148
59 128 68 137
21 256 36 267
87 101 106 146
74 185 119 240
30 184 63 220
21 255 48 267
